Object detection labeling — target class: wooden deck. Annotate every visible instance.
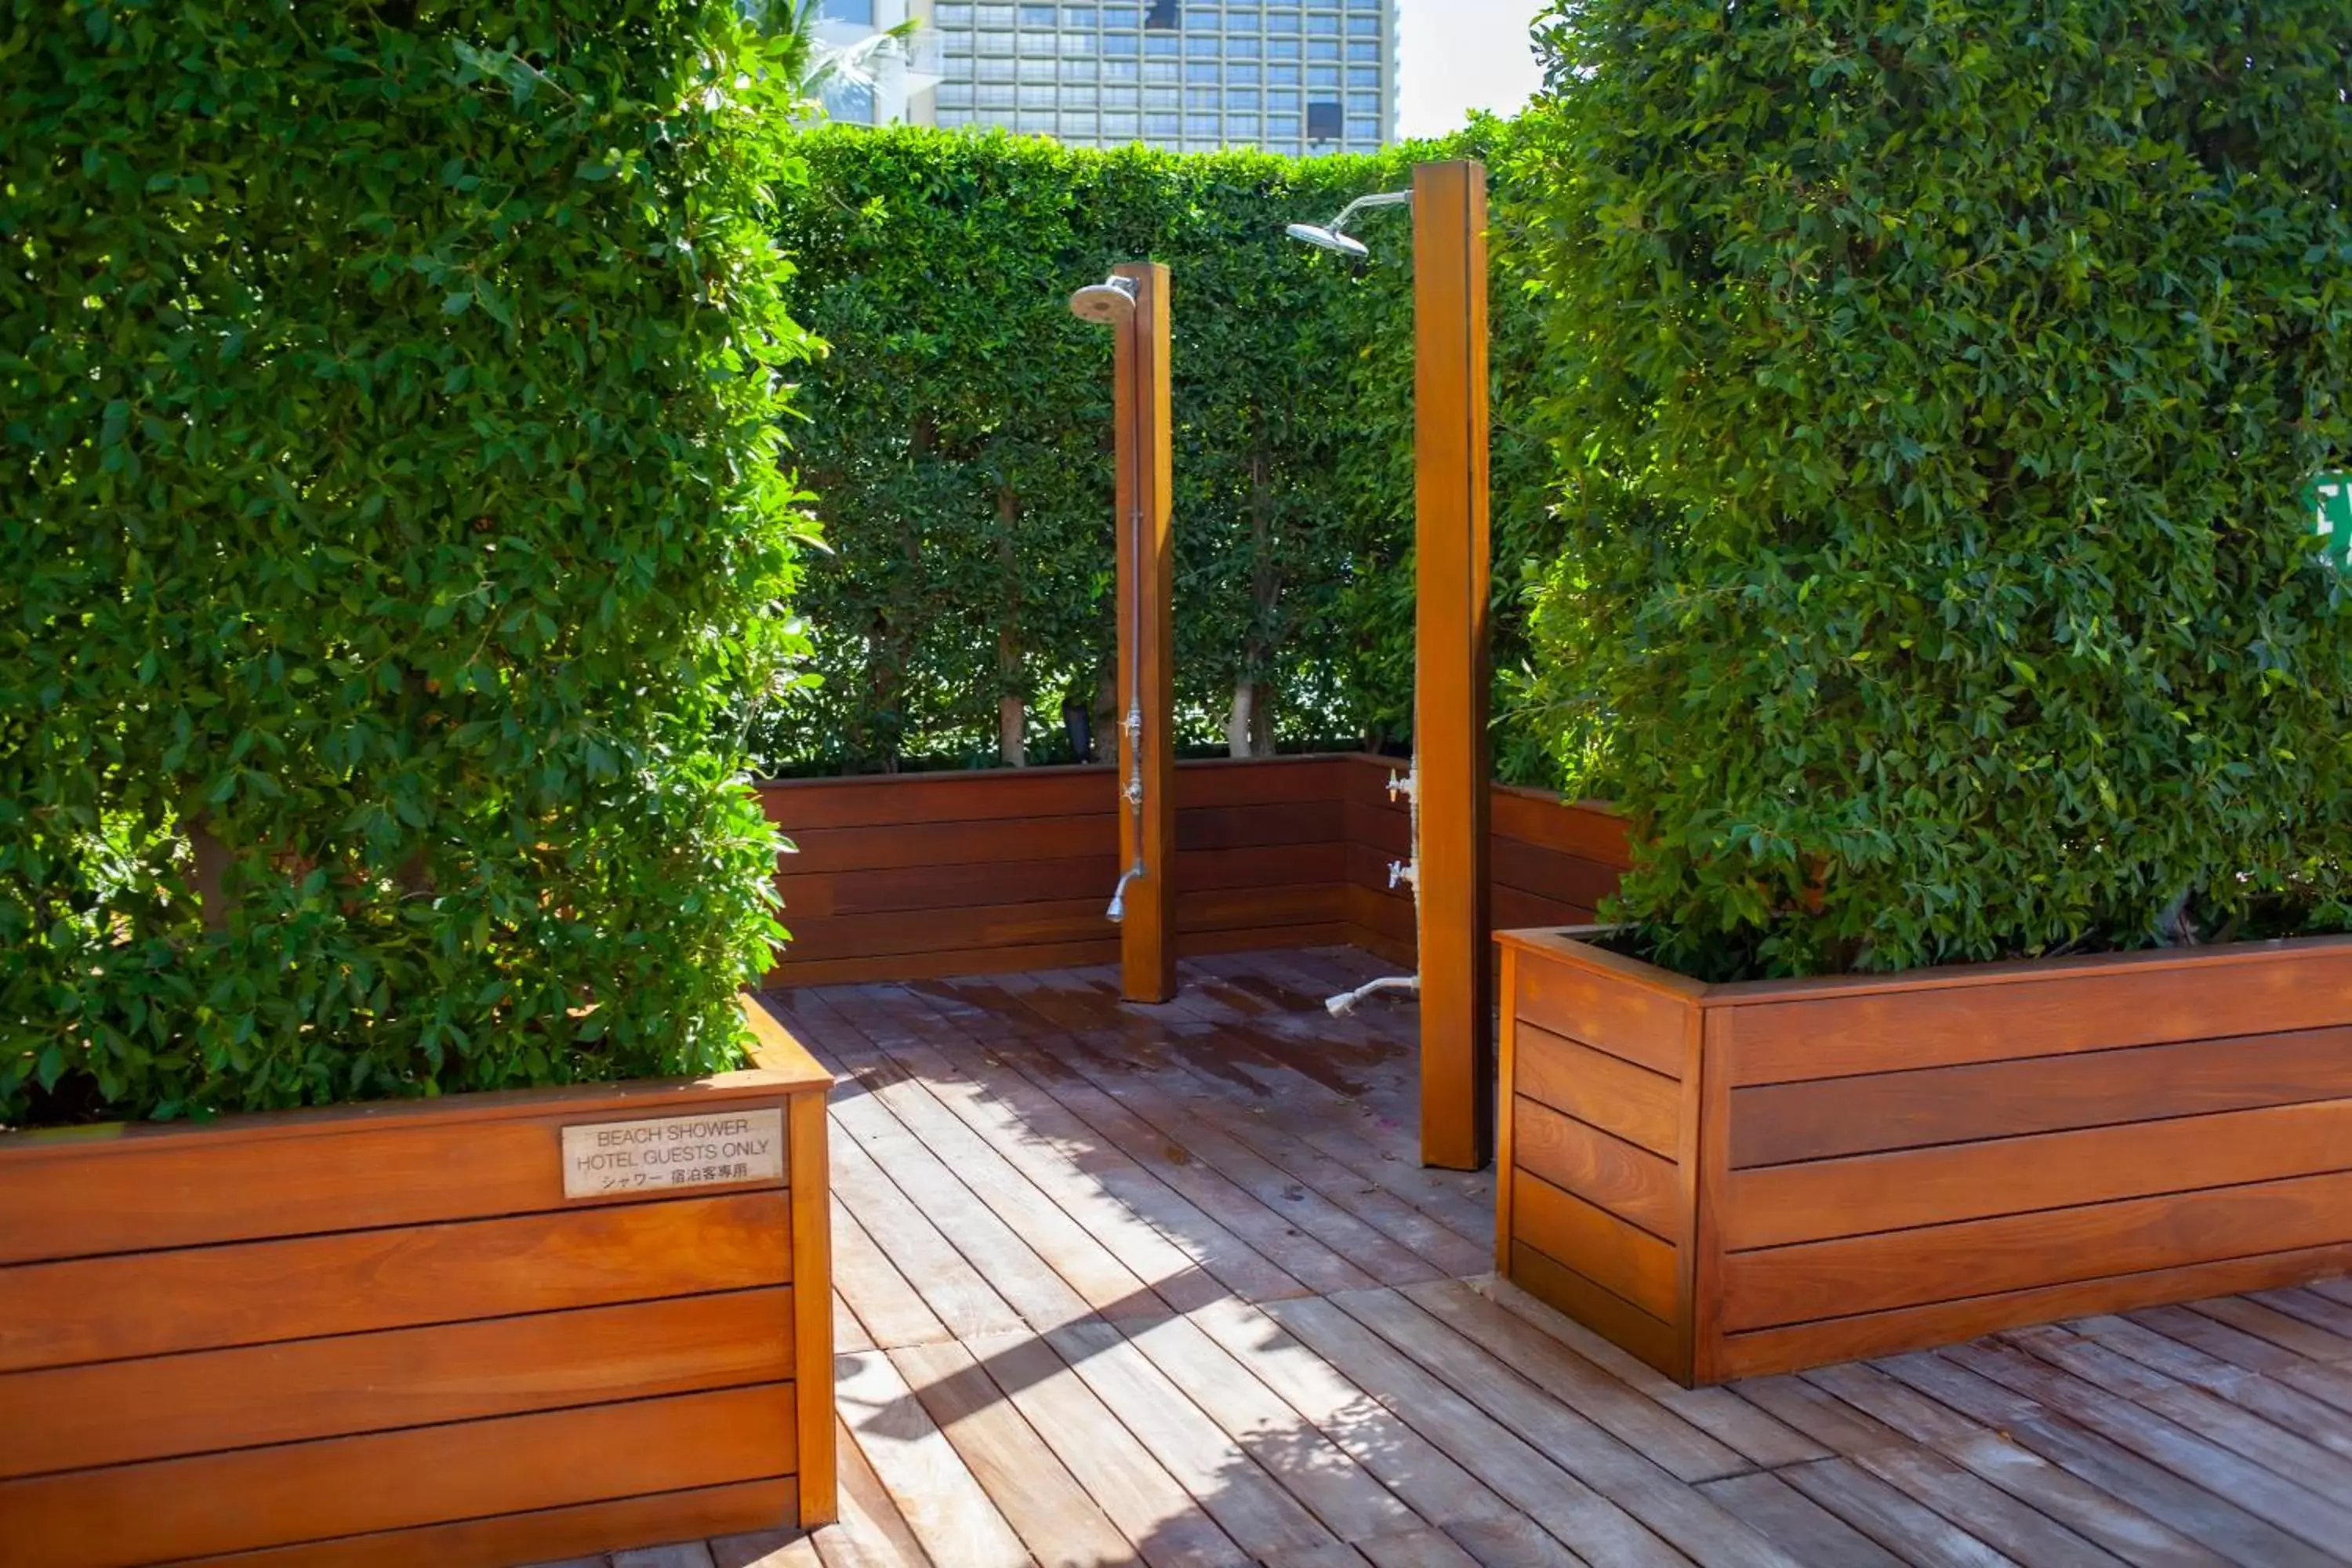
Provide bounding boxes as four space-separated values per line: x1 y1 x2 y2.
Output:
557 948 2352 1568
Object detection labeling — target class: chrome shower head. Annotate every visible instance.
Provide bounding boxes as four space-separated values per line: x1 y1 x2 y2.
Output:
1283 188 1411 261
1284 223 1369 260
1069 275 1140 324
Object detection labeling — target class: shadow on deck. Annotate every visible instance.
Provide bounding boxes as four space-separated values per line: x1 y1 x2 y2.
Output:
575 947 2352 1568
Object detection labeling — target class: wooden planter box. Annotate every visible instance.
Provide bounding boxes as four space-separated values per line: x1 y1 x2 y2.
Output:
1495 927 2352 1386
0 998 834 1568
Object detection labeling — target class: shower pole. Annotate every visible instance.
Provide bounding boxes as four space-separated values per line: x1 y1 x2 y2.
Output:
1112 261 1176 1002
1412 162 1494 1171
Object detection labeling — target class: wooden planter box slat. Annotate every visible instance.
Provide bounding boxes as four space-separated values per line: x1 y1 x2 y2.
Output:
0 997 834 1568
760 754 1633 984
1497 927 2352 1385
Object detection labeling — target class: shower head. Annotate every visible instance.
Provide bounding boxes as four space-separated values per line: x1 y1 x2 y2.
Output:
1283 188 1411 261
1284 222 1369 260
1069 274 1140 325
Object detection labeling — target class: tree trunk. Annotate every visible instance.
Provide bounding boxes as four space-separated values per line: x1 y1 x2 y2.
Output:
998 693 1025 768
996 485 1025 767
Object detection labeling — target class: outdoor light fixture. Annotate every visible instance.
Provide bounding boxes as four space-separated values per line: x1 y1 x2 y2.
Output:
1283 189 1412 260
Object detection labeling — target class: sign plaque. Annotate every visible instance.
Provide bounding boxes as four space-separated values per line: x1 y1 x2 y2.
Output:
560 1107 784 1200
2313 470 2352 570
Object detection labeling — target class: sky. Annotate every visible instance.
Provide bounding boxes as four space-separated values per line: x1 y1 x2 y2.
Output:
1394 0 1547 139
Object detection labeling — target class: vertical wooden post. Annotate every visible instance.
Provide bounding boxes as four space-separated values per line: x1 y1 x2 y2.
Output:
1113 261 1176 1002
1413 162 1492 1170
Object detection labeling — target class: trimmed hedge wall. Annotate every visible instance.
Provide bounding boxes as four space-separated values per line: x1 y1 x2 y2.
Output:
1523 0 2352 977
761 122 1564 779
1 3 813 1123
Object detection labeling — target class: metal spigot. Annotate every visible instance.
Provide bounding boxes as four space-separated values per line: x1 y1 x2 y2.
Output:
1388 859 1417 891
1387 768 1415 802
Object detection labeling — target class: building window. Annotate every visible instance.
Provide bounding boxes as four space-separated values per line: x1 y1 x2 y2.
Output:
1146 111 1181 133
978 28 1015 51
1145 31 1180 52
1017 110 1055 129
1144 58 1180 80
1017 53 1059 78
1185 60 1218 80
1345 117 1377 141
942 30 975 54
1227 61 1260 82
1267 88 1298 108
1268 63 1301 83
1184 113 1218 134
977 55 1017 78
1104 31 1140 51
820 0 875 21
1102 5 1141 21
1345 39 1378 59
1225 86 1260 108
1346 66 1378 86
1345 13 1378 31
1063 4 1098 21
1104 111 1141 134
1019 3 1056 21
1306 11 1340 31
1267 36 1301 56
1225 34 1260 56
939 107 975 125
938 81 975 106
1062 110 1102 132
1105 84 1141 103
1144 0 1178 28
1184 31 1219 52
1185 85 1220 107
1307 64 1338 85
1305 99 1341 140
978 2 1016 22
1060 30 1094 53
1268 114 1300 136
1308 38 1341 59
936 2 977 19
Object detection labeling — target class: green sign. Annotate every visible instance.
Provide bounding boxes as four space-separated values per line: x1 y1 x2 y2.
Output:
2315 471 2352 570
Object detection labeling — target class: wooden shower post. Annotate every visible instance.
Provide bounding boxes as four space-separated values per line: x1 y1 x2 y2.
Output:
1413 162 1493 1170
1113 261 1176 1002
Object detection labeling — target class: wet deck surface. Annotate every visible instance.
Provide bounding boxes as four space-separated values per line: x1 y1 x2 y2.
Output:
563 948 2352 1568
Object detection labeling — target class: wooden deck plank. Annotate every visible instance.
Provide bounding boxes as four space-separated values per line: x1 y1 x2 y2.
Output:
817 1414 941 1568
1045 1317 1347 1561
1328 1287 1797 1568
830 1349 1031 1568
1113 1308 1427 1544
807 995 1164 1319
1179 1298 1525 1534
956 1328 1248 1568
1397 1279 1745 1484
869 980 1312 1308
887 1339 1135 1568
827 1120 1025 1342
1014 1026 1450 1289
1263 1294 1693 1568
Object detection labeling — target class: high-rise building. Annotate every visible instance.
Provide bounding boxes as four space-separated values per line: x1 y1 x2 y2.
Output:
920 0 1396 156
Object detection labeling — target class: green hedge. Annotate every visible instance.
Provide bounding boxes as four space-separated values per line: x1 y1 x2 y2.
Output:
1 2 813 1124
1521 0 2352 978
760 122 1563 780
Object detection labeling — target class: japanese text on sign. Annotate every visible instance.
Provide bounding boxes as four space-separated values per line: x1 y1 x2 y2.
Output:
560 1108 783 1200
